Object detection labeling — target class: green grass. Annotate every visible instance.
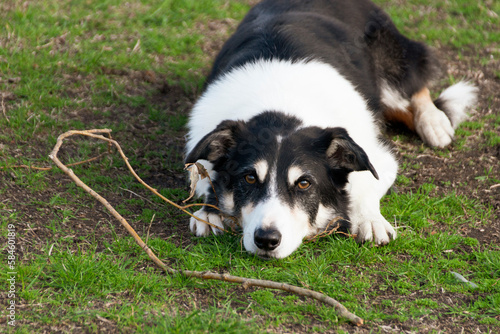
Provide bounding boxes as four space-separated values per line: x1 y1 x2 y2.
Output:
382 0 500 48
1 0 499 333
2 187 499 331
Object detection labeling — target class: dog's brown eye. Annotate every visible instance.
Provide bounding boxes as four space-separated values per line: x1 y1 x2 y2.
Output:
297 180 311 190
245 174 257 184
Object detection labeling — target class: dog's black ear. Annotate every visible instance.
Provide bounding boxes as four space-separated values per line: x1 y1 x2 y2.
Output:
185 120 241 163
325 128 379 180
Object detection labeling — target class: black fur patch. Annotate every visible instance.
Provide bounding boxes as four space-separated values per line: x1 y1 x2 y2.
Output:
206 0 441 115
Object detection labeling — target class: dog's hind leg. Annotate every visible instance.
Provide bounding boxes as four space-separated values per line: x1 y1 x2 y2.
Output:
383 82 478 148
410 86 455 148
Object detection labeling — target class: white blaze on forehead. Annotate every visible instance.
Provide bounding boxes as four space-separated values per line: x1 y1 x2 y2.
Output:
287 166 305 186
254 160 269 183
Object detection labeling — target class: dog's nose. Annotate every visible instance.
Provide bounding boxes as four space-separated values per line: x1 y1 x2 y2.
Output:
254 228 281 251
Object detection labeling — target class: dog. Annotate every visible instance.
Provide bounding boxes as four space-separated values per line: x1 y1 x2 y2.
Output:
184 0 477 259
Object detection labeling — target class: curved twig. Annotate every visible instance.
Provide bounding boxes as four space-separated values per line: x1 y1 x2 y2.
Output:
305 217 356 243
48 128 364 326
1 152 110 171
48 129 233 234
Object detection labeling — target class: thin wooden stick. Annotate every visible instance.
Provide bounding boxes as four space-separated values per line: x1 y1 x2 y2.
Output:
48 128 364 326
2 134 112 171
305 217 355 243
1 152 110 171
48 129 232 234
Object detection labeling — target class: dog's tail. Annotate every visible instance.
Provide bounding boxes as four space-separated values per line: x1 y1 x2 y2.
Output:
434 81 478 129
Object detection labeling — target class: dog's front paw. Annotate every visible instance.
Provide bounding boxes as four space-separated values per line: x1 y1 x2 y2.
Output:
414 106 454 148
189 209 225 236
351 216 396 245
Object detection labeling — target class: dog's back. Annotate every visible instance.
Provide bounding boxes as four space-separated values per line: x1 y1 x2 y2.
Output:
207 0 441 114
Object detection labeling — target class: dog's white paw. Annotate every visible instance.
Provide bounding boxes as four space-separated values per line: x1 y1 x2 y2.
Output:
414 106 455 148
351 215 396 245
189 209 225 236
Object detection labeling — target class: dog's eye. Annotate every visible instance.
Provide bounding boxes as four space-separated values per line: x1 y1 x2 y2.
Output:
245 174 257 184
297 180 311 190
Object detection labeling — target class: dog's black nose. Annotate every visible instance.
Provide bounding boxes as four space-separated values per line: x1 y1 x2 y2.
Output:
254 228 281 251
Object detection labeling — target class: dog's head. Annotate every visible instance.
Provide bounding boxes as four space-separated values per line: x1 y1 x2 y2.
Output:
186 112 378 259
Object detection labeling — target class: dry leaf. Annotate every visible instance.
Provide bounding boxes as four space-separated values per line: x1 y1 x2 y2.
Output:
183 162 209 203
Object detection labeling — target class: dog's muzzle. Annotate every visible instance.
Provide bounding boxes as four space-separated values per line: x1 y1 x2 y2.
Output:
254 227 282 251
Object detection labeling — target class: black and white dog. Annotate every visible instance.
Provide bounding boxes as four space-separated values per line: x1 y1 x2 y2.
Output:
184 0 477 259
